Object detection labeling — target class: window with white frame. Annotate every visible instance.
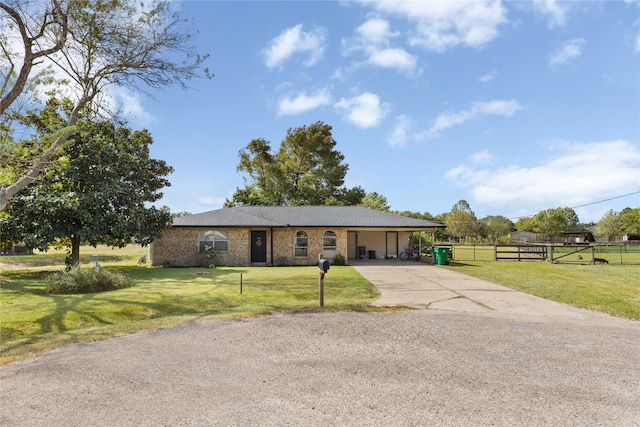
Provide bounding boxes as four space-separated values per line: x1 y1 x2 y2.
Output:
294 231 308 257
323 230 337 258
199 230 228 252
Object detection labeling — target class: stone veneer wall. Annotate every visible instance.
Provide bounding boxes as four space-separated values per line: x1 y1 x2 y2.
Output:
150 226 348 267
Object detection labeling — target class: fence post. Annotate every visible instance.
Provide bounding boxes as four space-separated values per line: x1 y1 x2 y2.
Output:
620 244 623 265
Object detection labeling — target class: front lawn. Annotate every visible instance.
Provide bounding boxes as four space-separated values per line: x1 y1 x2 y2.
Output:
0 262 382 365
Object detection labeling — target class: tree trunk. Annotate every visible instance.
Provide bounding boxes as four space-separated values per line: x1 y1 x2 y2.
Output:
70 235 81 266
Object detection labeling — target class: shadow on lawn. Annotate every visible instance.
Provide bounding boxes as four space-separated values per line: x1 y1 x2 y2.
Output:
1 265 384 361
446 261 481 268
1 287 247 358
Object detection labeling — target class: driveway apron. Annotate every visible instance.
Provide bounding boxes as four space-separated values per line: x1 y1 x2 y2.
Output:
351 260 591 318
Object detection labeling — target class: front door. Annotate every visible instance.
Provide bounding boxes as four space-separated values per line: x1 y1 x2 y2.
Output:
251 231 267 263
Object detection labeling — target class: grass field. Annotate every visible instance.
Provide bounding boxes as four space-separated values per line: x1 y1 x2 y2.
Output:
0 247 385 364
444 260 640 320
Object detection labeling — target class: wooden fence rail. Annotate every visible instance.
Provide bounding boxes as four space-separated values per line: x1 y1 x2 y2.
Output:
494 245 547 261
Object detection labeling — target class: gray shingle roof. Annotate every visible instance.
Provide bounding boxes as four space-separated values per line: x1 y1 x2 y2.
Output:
173 206 444 229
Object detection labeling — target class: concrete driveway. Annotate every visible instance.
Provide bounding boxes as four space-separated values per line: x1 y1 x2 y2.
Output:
351 259 592 318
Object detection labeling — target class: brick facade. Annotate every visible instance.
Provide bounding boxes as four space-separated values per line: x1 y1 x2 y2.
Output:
150 226 348 267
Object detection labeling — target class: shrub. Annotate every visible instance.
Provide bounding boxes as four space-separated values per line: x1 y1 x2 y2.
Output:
196 244 218 268
333 253 346 266
45 266 134 294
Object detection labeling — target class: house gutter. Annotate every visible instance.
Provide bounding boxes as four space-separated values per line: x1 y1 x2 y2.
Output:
270 227 274 266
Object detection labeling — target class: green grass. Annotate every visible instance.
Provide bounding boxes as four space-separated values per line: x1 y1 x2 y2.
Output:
2 244 639 364
0 244 148 267
443 260 640 320
0 252 385 364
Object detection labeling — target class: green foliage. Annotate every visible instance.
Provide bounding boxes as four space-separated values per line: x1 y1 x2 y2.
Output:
197 243 219 268
332 253 346 266
514 216 536 232
597 209 622 238
326 185 366 206
444 200 479 240
619 207 640 234
359 192 390 211
2 101 173 265
226 121 365 206
479 215 515 242
45 266 134 294
532 207 579 240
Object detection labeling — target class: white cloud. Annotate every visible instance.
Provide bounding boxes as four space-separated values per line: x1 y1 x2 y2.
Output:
445 140 640 217
387 115 413 148
470 149 494 165
368 48 418 71
277 88 332 116
342 17 418 75
478 69 497 83
427 99 523 138
532 0 568 28
334 92 390 129
549 38 585 66
359 0 507 52
355 17 398 44
109 87 154 125
635 32 640 53
263 24 326 69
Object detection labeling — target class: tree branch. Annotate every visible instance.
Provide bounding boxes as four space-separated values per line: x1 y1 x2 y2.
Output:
0 125 77 211
0 1 68 115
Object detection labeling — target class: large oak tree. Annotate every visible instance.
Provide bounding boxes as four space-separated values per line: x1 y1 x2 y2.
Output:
226 121 365 207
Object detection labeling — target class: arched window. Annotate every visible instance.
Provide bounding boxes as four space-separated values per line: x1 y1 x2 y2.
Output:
323 230 337 258
199 230 228 252
294 231 308 257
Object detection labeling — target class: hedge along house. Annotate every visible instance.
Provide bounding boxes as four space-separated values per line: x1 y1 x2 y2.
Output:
150 206 445 267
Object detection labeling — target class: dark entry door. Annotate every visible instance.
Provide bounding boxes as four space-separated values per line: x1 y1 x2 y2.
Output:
251 231 267 263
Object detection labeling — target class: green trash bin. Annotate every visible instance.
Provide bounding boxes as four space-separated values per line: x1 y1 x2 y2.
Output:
433 247 449 265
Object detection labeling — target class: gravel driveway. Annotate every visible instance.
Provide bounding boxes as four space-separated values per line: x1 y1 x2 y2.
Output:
1 265 639 426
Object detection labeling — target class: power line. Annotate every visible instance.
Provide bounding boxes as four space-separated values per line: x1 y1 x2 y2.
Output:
509 190 640 220
570 191 640 209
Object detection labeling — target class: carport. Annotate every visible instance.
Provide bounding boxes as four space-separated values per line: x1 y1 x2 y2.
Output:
347 226 441 261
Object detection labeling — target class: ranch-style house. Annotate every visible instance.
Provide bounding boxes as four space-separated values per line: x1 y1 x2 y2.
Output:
150 206 445 267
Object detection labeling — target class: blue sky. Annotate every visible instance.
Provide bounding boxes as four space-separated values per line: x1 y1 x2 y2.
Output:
125 0 640 223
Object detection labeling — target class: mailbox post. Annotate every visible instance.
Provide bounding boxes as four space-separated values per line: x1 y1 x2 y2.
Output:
318 258 330 307
92 254 100 272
